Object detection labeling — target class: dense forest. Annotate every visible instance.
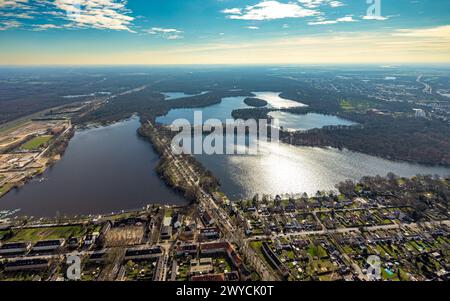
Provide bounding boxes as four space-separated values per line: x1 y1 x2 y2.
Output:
0 69 158 124
243 97 268 107
75 87 253 125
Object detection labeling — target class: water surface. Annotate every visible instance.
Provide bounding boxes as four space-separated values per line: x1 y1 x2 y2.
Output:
252 91 306 109
156 96 250 125
269 111 357 131
162 91 208 100
0 117 185 217
196 141 450 200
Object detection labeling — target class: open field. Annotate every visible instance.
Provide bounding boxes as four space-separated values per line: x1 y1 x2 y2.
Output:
1 120 65 146
6 225 86 242
20 135 53 151
105 226 144 247
0 118 71 197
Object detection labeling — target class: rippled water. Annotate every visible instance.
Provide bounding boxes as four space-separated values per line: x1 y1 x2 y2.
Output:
0 117 186 217
268 111 357 131
252 91 306 109
196 140 450 200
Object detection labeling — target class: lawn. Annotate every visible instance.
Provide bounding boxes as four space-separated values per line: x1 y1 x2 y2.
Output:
308 244 328 259
7 225 86 242
20 135 52 151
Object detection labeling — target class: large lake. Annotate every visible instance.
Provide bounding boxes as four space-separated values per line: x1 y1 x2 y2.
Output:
268 111 357 131
196 141 450 200
157 91 450 199
157 92 354 131
0 117 185 217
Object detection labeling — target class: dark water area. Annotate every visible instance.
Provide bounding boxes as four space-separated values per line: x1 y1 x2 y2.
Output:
156 92 355 131
0 117 186 217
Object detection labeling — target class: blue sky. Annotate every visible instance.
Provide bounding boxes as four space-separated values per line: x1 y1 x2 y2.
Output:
0 0 449 64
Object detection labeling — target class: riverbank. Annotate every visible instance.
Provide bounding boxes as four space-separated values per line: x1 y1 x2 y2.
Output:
231 106 450 167
0 121 74 198
0 117 186 217
138 122 220 204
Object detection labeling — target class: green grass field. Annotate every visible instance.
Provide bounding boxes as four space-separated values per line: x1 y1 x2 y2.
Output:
7 225 86 242
20 135 53 151
340 100 371 112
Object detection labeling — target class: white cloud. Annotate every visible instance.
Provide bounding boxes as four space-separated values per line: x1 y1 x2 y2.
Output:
0 0 136 32
0 11 33 19
223 1 319 21
308 20 337 25
297 0 343 8
0 0 30 30
308 15 356 25
0 0 28 9
32 23 63 31
145 27 184 40
221 8 241 14
0 20 21 30
53 0 135 32
246 26 259 30
336 16 356 22
362 15 388 21
328 1 344 8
